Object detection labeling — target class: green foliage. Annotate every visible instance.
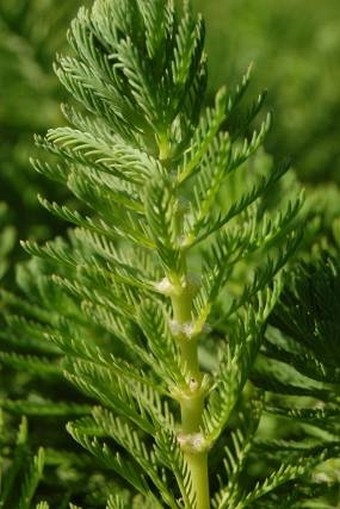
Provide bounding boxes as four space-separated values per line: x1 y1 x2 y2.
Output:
0 203 16 280
260 254 340 409
247 252 340 508
0 0 339 508
0 414 47 509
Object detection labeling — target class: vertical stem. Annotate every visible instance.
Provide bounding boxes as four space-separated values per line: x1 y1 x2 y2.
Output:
185 452 210 509
171 284 210 509
158 135 210 508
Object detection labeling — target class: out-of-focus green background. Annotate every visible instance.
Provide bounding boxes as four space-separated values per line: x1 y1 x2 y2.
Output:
194 0 340 183
0 0 86 258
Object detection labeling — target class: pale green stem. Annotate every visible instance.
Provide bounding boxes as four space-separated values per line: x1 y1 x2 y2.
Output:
158 133 210 508
171 286 210 509
185 452 210 509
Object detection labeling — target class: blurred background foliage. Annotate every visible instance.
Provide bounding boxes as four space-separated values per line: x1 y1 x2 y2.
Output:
0 0 87 266
193 0 340 184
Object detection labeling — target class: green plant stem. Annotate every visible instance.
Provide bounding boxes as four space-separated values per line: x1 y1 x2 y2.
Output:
159 135 210 507
185 451 210 509
171 282 210 509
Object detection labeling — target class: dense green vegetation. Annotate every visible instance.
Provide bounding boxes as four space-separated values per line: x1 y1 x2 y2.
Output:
0 1 339 507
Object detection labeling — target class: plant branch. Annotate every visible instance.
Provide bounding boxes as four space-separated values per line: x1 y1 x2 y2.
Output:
168 242 210 509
